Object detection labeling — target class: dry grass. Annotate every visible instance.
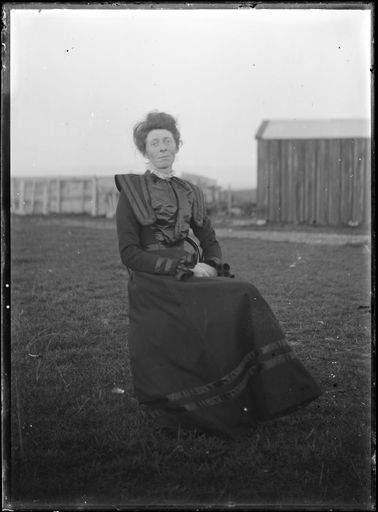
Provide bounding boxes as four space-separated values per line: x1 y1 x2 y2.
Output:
8 214 372 509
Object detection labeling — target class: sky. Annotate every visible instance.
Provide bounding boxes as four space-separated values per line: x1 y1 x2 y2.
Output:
10 6 371 189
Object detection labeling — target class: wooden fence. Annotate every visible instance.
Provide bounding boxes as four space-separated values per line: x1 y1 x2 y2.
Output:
11 175 256 219
11 176 119 218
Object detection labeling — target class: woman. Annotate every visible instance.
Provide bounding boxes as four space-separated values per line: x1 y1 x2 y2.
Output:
115 111 321 438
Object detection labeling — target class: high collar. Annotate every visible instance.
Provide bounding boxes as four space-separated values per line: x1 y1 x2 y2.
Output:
146 168 174 181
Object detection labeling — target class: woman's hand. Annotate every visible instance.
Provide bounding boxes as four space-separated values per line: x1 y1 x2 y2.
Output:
192 262 218 278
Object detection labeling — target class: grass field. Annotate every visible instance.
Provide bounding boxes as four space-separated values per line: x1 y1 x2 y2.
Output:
7 215 372 509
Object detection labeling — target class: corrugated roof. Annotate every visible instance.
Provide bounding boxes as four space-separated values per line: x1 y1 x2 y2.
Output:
255 119 371 140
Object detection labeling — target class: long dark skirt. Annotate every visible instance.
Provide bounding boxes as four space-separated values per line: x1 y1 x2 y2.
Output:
127 271 321 437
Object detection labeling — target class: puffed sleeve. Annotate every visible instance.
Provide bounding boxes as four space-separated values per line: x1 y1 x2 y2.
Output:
116 190 183 275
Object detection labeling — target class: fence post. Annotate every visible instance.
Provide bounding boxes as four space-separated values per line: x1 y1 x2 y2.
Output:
19 179 25 215
56 179 61 214
91 177 98 216
227 185 232 215
43 180 49 215
106 191 118 218
30 180 36 214
80 180 85 213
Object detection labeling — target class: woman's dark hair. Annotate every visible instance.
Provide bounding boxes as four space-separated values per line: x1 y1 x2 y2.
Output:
133 111 181 155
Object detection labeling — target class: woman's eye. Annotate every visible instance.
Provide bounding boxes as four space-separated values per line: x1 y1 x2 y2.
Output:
149 138 173 148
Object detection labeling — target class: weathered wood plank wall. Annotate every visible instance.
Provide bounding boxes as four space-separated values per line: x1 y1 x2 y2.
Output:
256 142 268 218
257 137 370 226
11 177 119 218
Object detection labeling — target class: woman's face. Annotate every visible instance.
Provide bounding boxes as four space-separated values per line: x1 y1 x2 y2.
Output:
144 129 177 171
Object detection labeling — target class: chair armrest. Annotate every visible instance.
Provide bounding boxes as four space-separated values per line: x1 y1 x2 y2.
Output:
185 236 202 264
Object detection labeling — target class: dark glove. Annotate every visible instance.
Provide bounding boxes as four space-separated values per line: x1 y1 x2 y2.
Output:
204 260 235 278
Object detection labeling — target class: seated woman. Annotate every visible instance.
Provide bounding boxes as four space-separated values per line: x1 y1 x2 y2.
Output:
115 111 321 438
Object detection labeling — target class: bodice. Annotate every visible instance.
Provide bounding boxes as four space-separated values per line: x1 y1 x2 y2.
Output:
146 172 194 245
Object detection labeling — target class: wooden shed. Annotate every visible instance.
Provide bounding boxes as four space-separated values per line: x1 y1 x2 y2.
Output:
255 119 371 226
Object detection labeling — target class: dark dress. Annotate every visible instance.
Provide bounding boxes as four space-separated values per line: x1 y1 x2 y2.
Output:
115 171 321 437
